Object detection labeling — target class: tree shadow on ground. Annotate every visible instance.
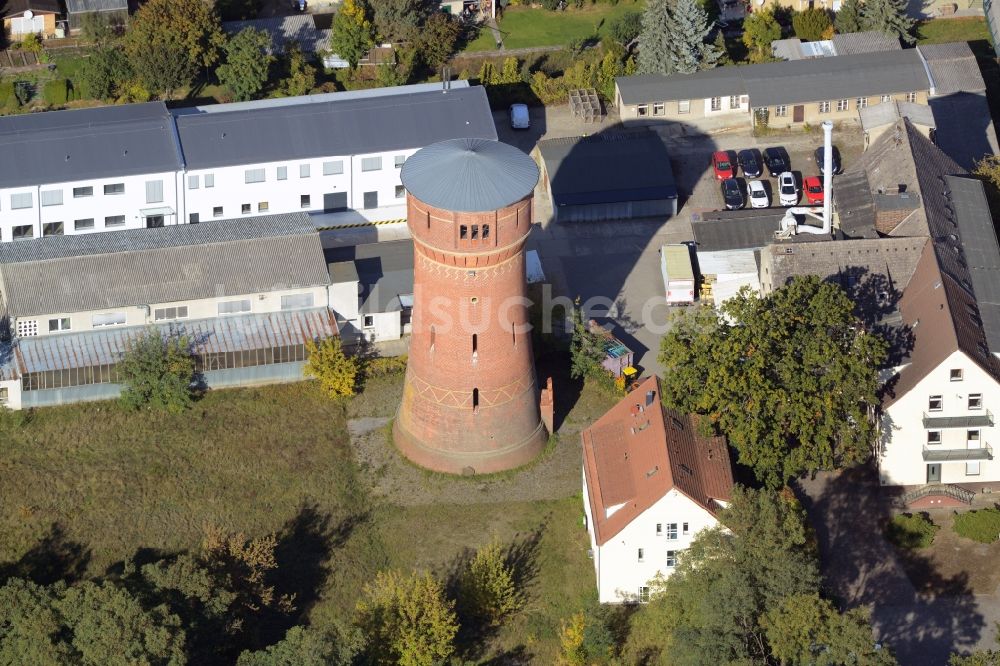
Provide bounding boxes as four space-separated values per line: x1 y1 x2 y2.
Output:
797 465 984 665
446 529 543 662
0 523 91 585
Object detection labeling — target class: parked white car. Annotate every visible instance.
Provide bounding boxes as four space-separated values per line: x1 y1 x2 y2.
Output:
509 104 530 129
778 172 798 206
748 179 769 208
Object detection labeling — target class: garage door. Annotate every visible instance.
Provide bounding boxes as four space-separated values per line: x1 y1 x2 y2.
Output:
323 192 347 213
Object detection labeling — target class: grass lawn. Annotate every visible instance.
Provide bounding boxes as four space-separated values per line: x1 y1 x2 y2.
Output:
0 376 603 662
916 17 993 44
464 1 644 52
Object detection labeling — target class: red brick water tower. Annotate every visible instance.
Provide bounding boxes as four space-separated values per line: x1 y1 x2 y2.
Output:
394 138 548 474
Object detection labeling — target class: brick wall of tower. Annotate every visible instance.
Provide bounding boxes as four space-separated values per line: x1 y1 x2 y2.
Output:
394 192 547 474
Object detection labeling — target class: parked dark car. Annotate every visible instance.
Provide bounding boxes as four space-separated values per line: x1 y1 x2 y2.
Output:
814 146 842 175
721 177 744 210
763 147 790 177
738 148 763 179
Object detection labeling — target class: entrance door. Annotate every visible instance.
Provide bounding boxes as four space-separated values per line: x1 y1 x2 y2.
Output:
793 105 805 122
926 463 941 484
145 215 164 228
323 192 348 213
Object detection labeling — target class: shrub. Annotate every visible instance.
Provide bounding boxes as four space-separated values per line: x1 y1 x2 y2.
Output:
118 328 196 413
304 337 358 398
885 512 938 549
953 507 1000 544
0 80 15 107
458 539 521 626
362 354 407 379
42 79 69 106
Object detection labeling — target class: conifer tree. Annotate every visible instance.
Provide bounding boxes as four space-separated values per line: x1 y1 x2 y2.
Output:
638 0 719 75
862 0 915 44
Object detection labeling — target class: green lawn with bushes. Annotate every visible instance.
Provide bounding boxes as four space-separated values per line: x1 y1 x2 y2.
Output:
885 512 939 549
916 17 993 44
953 507 1000 544
465 1 644 51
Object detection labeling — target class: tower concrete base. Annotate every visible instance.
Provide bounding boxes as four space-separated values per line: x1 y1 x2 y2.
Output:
393 417 548 476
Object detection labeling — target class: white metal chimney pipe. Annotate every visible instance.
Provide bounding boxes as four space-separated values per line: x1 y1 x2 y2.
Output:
822 120 833 233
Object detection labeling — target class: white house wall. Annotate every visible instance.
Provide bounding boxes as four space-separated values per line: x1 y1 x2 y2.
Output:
0 171 181 241
881 349 1000 486
585 482 720 604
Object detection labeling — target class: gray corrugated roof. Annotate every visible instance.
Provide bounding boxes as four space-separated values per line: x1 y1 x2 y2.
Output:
401 138 538 212
859 100 935 130
223 15 330 53
946 175 1000 351
175 86 497 170
831 31 902 55
5 308 338 377
0 214 329 317
832 171 879 239
537 131 677 206
929 92 1000 170
326 240 414 314
771 39 805 61
0 102 183 189
918 42 987 95
616 50 928 107
65 0 127 13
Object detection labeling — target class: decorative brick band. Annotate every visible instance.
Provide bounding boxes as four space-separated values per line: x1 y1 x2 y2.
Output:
405 371 536 410
414 250 522 282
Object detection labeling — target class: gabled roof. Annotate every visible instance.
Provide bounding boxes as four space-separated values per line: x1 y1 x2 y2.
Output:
0 0 59 17
917 42 987 95
0 102 183 189
0 214 329 318
616 50 928 107
222 14 330 54
174 86 497 170
831 31 902 55
582 376 733 546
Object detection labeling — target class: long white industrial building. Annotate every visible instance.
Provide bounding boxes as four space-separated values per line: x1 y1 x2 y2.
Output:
0 82 496 242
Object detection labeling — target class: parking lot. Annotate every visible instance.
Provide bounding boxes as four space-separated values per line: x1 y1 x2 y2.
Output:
492 106 865 375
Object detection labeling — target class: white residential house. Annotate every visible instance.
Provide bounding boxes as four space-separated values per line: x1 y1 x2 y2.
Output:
0 82 497 242
327 239 414 344
581 376 734 603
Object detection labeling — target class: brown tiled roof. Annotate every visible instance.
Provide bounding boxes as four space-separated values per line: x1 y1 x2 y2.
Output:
582 376 734 546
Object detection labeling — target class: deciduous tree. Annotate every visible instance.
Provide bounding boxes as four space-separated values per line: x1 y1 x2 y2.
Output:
355 570 458 666
416 12 461 69
609 10 642 50
371 0 431 43
458 539 521 626
658 276 887 488
217 28 273 102
862 0 915 44
569 300 605 380
118 329 196 413
331 0 375 69
278 44 317 97
237 625 361 665
304 337 358 398
80 45 132 100
742 9 782 63
792 7 833 41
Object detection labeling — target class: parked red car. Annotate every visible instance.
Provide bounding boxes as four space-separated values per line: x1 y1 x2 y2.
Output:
712 150 736 180
804 176 824 205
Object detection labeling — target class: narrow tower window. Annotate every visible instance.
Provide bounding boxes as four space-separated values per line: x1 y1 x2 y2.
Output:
430 326 435 351
472 333 478 357
460 225 468 239
471 225 479 239
512 322 516 347
472 388 479 412
483 224 490 239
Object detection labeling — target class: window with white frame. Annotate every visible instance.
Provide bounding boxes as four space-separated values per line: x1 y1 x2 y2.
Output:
818 101 831 113
837 99 849 112
188 175 200 189
244 168 265 184
213 206 223 218
881 94 892 103
73 186 93 198
394 155 406 168
666 550 677 567
301 194 311 208
729 95 739 109
323 160 344 176
969 393 983 410
656 523 663 536
653 102 665 116
968 429 980 444
363 315 375 328
950 368 963 381
928 395 943 411
856 97 868 109
11 192 33 209
906 92 917 103
927 430 941 445
682 522 689 535
0 387 8 402
637 548 644 562
48 317 71 332
968 461 981 475
16 320 38 337
277 166 287 180
637 104 649 116
154 306 189 321
241 203 251 214
678 100 691 114
665 523 678 539
775 105 788 117
710 97 722 111
218 300 251 315
92 312 126 327
258 201 269 212
361 156 382 172
638 586 650 603
300 164 311 178
105 215 125 227
145 180 164 204
204 174 215 188
280 293 315 310
40 190 63 207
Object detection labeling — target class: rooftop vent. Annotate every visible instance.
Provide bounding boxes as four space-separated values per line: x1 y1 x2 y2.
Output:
646 390 655 407
679 464 694 476
646 465 660 478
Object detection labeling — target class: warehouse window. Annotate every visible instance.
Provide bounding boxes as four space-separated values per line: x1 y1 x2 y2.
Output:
73 186 93 198
218 299 251 315
40 190 63 206
189 213 199 224
280 293 315 310
395 185 405 199
74 218 95 231
145 180 164 204
244 168 265 184
363 191 378 209
361 156 382 172
48 317 71 332
277 166 287 180
637 104 648 116
188 175 200 189
43 222 64 236
652 102 664 116
104 183 125 195
213 206 223 217
205 174 215 188
300 194 311 208
154 306 188 321
363 315 375 328
300 164 311 178
92 312 126 327
241 203 251 214
11 192 33 209
323 160 344 175
394 155 406 168
258 201 269 212
12 225 33 240
105 215 125 227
